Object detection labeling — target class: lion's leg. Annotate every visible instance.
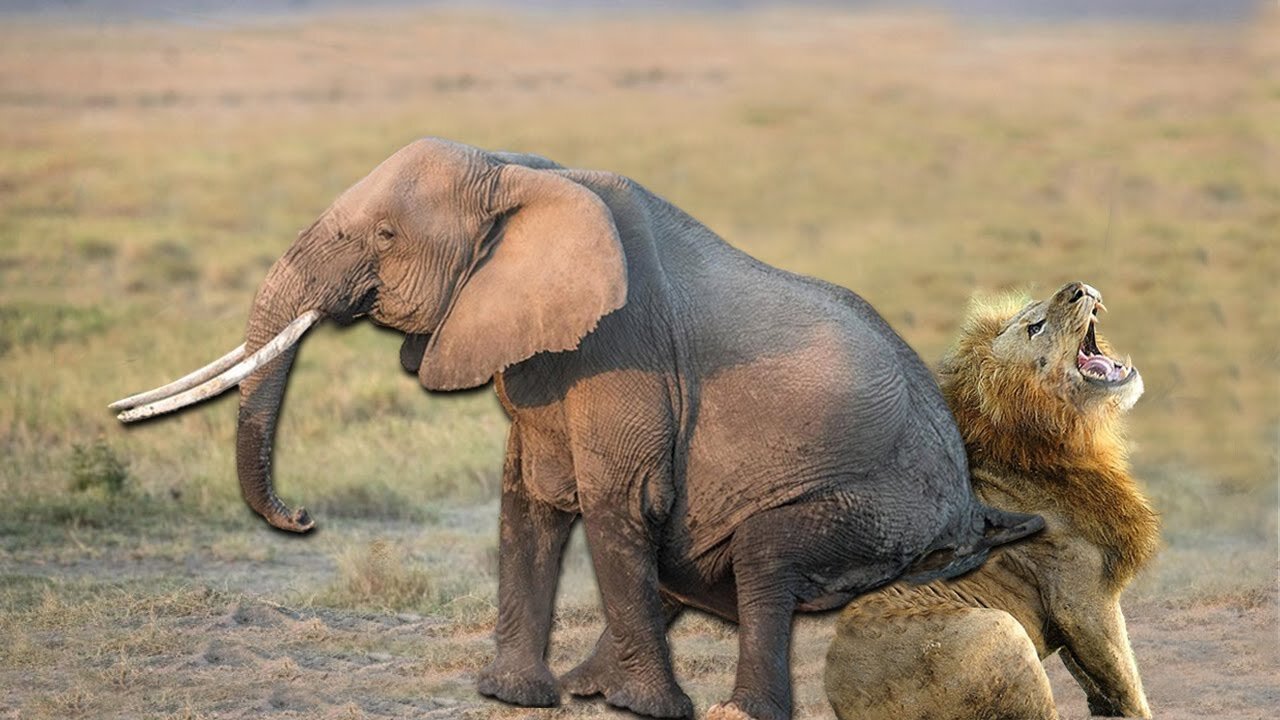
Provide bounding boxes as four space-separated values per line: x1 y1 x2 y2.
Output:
1056 599 1151 718
826 604 1057 720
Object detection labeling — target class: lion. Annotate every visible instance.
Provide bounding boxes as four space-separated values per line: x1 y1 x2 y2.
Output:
825 281 1160 720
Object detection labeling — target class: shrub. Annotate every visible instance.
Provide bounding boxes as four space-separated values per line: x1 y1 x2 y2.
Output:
68 439 129 495
324 539 434 612
0 303 110 356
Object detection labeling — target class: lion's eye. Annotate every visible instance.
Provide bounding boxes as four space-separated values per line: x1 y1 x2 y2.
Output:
1027 320 1046 338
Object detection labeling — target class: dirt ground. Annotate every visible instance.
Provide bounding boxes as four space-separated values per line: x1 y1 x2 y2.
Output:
2 513 1276 720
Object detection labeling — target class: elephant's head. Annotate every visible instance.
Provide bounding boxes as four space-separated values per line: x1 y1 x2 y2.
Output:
112 139 627 531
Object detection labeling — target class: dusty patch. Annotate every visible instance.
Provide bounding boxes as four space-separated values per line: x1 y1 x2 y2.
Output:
1 521 1276 719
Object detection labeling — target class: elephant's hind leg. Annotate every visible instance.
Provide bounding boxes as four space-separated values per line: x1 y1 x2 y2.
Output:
825 605 1057 720
717 495 913 720
477 429 576 708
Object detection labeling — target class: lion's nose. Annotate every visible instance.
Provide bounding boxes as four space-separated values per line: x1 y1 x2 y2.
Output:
1066 282 1102 304
1063 282 1107 315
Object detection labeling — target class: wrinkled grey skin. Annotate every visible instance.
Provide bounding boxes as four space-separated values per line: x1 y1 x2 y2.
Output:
232 138 1042 720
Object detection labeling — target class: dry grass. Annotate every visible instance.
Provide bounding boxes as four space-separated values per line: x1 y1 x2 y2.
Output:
318 537 498 622
0 4 1277 719
324 538 437 612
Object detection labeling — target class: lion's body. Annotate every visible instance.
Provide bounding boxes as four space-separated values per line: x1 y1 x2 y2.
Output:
825 285 1160 720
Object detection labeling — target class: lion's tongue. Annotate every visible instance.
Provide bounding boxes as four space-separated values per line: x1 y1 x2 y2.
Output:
1080 353 1124 381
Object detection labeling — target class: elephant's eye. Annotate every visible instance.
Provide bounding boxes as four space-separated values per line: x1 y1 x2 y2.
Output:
374 226 396 249
1027 320 1046 338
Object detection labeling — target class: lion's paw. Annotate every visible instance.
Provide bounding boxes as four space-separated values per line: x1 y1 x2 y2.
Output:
705 702 757 720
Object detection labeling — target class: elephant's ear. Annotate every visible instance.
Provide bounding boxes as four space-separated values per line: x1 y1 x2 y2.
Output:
418 165 628 390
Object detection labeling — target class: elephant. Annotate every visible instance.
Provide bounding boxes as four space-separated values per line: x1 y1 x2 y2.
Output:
113 138 1043 720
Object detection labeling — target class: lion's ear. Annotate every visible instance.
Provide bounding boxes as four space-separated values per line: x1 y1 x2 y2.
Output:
960 292 1030 340
938 325 994 390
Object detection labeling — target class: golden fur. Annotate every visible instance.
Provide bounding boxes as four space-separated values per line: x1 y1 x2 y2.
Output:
938 292 1160 588
826 282 1160 720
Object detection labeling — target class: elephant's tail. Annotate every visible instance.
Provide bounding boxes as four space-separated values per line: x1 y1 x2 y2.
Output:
901 505 1045 584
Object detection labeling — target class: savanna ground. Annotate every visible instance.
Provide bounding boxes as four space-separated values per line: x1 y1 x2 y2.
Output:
1 4 1278 718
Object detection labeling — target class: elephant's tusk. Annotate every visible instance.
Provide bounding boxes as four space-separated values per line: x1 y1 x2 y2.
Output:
110 343 247 410
116 310 323 423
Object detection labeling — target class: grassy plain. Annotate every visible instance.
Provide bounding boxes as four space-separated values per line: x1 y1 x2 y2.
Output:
0 5 1277 719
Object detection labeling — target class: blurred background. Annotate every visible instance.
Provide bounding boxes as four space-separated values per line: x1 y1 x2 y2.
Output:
1 1 1276 718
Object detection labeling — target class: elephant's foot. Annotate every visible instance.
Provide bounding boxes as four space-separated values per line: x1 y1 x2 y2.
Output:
706 703 758 720
475 656 559 708
560 650 616 697
603 678 692 719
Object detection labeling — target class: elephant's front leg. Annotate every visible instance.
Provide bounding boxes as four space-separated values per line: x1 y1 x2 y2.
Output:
561 588 686 698
579 493 692 718
476 432 576 708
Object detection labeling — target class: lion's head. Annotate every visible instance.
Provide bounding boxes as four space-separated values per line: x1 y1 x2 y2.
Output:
939 282 1142 472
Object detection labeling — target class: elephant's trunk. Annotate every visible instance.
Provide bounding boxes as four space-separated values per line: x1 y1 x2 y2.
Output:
113 218 370 531
236 256 320 532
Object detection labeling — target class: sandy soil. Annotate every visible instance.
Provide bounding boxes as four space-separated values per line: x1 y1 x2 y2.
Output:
1 519 1275 720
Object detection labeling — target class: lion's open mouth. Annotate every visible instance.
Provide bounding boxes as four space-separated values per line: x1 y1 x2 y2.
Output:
1076 321 1133 385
